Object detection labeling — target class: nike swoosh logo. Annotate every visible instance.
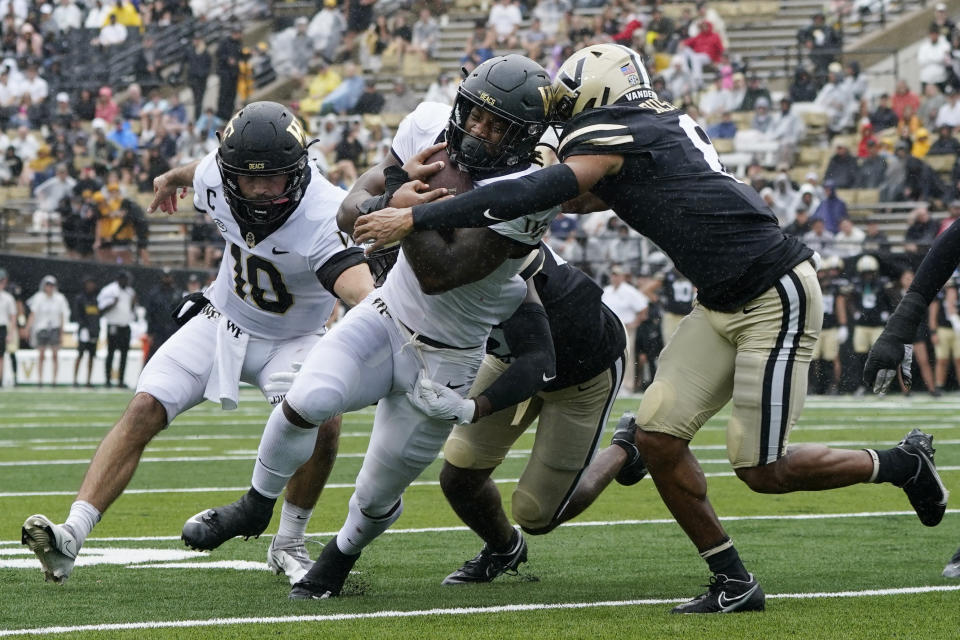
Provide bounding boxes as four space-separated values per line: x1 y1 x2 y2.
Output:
717 584 760 611
272 248 289 255
742 305 762 314
445 382 465 390
542 373 556 382
482 208 507 222
577 381 601 392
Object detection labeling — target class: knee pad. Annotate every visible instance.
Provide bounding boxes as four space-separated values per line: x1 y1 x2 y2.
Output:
511 488 548 532
285 381 346 426
635 380 676 426
443 434 477 469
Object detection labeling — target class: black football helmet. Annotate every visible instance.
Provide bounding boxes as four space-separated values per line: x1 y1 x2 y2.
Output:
217 101 312 238
447 55 552 174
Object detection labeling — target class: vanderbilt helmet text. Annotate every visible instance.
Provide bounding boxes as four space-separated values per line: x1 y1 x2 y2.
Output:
551 44 655 121
447 54 552 175
217 101 312 241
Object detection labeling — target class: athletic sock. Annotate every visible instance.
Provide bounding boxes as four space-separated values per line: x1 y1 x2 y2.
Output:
701 538 749 579
336 493 403 555
63 500 102 548
251 404 318 499
276 500 312 539
869 446 916 486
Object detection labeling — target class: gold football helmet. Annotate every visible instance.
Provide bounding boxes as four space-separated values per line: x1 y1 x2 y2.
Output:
551 44 654 121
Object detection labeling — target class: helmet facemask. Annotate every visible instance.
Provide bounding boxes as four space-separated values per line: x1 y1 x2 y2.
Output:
217 152 310 231
447 88 547 174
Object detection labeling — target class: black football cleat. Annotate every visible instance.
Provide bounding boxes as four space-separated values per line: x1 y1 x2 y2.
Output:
671 573 765 614
289 536 360 599
943 546 960 578
894 429 949 527
610 412 647 486
442 529 527 585
181 489 275 551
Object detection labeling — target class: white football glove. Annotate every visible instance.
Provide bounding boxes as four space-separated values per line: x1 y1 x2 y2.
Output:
407 375 475 424
836 325 849 345
263 361 302 396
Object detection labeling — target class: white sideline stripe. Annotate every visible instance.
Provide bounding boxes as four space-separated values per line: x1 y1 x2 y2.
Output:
2 586 959 637
1 510 956 544
0 431 378 446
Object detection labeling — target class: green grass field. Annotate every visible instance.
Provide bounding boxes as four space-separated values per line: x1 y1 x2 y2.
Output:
1 388 958 639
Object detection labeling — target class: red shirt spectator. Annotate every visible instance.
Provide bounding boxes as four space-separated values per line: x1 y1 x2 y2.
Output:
94 86 118 122
683 21 724 63
857 122 878 158
612 19 643 46
891 79 920 120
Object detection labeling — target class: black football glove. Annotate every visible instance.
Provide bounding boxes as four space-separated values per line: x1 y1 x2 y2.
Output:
864 332 913 394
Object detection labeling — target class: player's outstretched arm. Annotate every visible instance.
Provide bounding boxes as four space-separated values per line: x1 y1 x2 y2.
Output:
865 219 960 392
146 159 201 214
354 154 619 251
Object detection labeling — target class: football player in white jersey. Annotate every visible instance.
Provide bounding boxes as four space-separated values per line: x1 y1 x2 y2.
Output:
21 102 375 586
183 55 566 600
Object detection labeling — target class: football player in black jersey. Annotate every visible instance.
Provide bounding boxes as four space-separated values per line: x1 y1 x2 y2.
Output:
355 43 949 613
926 270 960 395
810 256 848 395
849 255 895 395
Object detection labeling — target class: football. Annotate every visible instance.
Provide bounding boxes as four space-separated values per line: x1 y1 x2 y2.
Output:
423 148 474 195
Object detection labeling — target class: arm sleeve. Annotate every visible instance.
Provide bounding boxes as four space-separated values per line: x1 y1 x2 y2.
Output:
315 246 367 297
475 302 556 414
411 163 581 231
908 218 960 303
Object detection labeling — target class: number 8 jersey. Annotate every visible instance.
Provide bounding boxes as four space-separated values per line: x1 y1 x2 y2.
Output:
192 150 355 339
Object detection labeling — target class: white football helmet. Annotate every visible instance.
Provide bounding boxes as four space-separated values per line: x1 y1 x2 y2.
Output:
856 254 880 273
551 44 655 121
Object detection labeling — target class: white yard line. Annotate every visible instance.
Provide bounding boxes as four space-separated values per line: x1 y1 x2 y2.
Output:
0 509 956 544
1 585 958 637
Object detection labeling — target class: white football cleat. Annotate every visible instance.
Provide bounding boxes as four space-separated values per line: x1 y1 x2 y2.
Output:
21 514 79 584
267 535 313 586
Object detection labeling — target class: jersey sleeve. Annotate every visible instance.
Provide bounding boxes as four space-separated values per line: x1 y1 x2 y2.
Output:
303 177 357 274
390 102 451 164
192 150 220 212
556 108 638 160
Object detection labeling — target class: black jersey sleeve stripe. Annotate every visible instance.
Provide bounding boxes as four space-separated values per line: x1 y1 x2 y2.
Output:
557 123 631 156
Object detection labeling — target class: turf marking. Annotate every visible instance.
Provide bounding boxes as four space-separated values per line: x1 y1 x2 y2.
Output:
2 585 958 637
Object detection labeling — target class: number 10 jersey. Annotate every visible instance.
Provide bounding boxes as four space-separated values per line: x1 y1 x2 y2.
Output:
192 151 352 340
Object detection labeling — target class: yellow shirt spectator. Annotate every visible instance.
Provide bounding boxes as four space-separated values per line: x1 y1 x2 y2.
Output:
106 1 142 28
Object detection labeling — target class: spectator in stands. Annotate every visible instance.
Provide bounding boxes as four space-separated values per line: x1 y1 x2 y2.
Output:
18 63 48 105
705 110 736 139
33 163 75 231
857 138 887 188
347 0 375 35
816 62 854 136
85 0 109 28
862 219 891 255
120 83 143 121
53 0 82 33
892 79 921 120
488 0 522 49
679 19 724 90
133 36 163 92
0 145 22 185
26 275 70 386
784 206 813 237
94 87 119 123
423 72 457 106
833 217 865 258
410 6 439 61
931 124 960 158
651 75 673 104
666 56 698 107
769 168 797 224
750 97 773 133
856 120 878 158
16 22 43 59
106 118 137 151
351 77 384 115
935 84 960 129
789 66 818 102
912 127 932 158
182 35 212 119
825 142 858 189
300 59 341 114
320 62 365 115
940 199 960 235
869 92 898 131
72 276 99 387
461 22 495 72
803 217 835 255
334 118 363 168
934 2 957 41
310 0 347 63
97 270 136 388
60 191 97 258
381 78 418 116
740 74 771 112
533 0 570 41
904 204 939 258
646 6 676 53
917 24 952 91
797 12 841 81
216 25 243 119
95 13 127 47
814 179 849 233
520 17 548 62
841 60 869 105
917 84 946 129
